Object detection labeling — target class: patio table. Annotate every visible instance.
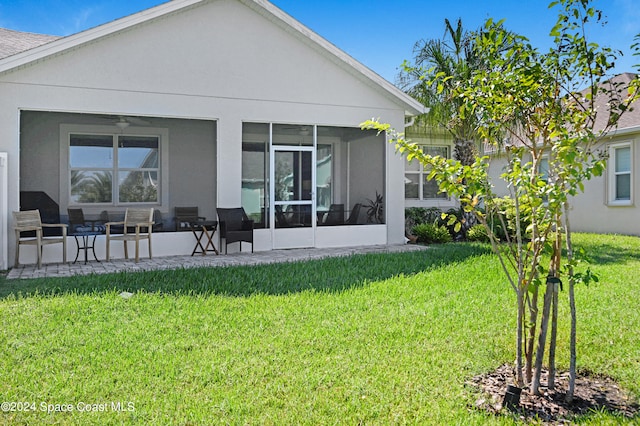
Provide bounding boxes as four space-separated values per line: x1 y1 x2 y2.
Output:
73 231 102 264
189 220 219 256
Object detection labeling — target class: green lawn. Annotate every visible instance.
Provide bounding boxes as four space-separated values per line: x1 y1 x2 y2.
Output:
1 234 638 424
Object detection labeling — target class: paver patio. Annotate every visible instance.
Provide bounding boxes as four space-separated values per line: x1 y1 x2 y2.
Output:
6 244 428 280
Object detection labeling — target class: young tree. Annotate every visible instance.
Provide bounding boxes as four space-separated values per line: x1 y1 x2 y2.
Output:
364 0 639 399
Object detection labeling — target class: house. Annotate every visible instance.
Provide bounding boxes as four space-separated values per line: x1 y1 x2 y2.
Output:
403 73 640 237
0 0 426 269
562 73 640 235
403 124 457 211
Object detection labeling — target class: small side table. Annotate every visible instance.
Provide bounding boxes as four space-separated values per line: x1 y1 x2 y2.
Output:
190 220 219 256
73 231 102 264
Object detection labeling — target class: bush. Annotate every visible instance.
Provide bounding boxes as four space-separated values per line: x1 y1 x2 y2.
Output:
405 207 442 225
467 224 490 242
413 223 452 244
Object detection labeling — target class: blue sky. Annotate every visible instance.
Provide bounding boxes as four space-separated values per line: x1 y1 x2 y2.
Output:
1 0 638 82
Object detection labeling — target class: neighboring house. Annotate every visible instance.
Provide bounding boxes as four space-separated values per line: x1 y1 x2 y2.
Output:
561 73 640 235
403 124 457 211
0 0 425 269
404 73 640 237
486 73 640 236
0 28 60 59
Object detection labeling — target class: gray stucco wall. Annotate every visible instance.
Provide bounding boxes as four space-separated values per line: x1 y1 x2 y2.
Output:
20 111 217 228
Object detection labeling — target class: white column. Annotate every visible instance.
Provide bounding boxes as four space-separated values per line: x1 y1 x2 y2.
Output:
216 117 243 208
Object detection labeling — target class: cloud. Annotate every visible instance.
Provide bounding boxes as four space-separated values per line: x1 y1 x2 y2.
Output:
55 6 101 35
73 8 96 31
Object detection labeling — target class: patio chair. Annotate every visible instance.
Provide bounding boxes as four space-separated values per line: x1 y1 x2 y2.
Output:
20 191 64 236
174 206 205 231
67 208 105 233
152 209 164 232
105 208 154 262
13 209 67 268
346 203 362 225
323 203 345 226
275 205 289 227
101 209 162 233
217 207 254 254
275 205 305 228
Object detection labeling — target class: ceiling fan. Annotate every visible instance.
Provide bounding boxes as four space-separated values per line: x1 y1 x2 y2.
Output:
114 115 152 127
274 124 312 136
91 114 153 128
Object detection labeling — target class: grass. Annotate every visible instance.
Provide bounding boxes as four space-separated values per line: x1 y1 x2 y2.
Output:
0 234 638 425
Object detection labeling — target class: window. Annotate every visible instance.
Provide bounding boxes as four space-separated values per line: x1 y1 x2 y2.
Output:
539 157 549 182
242 123 379 228
405 146 449 200
538 156 550 203
608 143 632 205
62 124 167 208
242 139 269 229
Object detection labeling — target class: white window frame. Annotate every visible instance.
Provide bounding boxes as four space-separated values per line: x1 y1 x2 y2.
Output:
405 145 450 201
60 124 169 213
607 142 633 206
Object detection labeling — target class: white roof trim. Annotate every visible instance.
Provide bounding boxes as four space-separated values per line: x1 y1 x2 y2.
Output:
0 0 201 73
0 0 426 116
605 124 640 138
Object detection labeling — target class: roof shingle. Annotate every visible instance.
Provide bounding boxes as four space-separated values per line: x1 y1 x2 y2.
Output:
593 72 640 132
0 27 60 60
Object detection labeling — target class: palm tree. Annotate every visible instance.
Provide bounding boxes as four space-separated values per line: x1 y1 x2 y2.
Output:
399 18 482 166
78 172 112 203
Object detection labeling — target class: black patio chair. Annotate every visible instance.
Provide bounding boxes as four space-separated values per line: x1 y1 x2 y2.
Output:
346 203 362 225
174 206 205 231
323 203 345 226
217 207 254 254
67 208 105 233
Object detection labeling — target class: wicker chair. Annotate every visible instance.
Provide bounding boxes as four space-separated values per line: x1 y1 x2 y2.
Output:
346 203 362 225
323 204 345 226
174 207 205 231
105 208 154 262
13 210 67 268
67 208 105 233
217 207 254 254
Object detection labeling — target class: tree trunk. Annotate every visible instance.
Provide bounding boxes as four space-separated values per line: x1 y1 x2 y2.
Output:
531 279 553 395
548 229 562 389
516 287 525 387
525 287 539 384
548 280 559 389
453 139 478 167
564 202 577 402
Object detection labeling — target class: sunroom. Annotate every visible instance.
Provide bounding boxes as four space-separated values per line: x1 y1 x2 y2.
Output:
0 0 425 268
241 122 386 250
16 110 389 263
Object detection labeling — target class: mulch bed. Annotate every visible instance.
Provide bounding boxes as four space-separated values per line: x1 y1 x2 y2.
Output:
468 363 639 423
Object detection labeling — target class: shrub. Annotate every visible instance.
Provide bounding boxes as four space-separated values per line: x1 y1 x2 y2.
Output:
467 224 490 242
413 223 452 244
405 207 442 225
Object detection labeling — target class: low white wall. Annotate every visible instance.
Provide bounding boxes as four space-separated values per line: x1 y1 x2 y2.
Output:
15 224 391 267
16 231 198 265
315 225 387 248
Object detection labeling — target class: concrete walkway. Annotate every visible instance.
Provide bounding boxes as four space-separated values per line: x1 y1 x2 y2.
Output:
6 244 428 280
